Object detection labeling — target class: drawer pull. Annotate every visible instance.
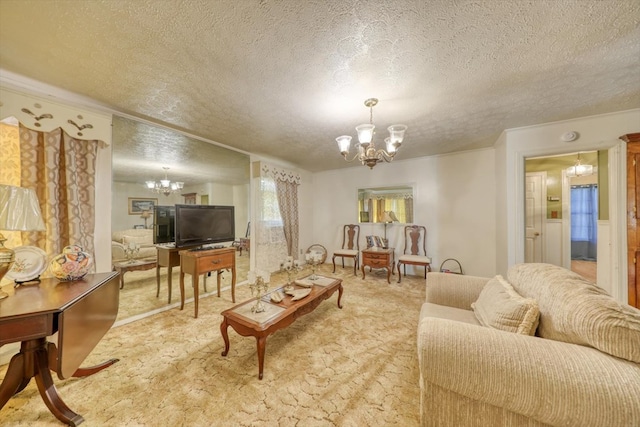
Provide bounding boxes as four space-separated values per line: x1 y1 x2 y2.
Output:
211 260 221 264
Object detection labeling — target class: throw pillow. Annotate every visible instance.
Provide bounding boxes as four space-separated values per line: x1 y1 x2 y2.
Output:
471 275 540 335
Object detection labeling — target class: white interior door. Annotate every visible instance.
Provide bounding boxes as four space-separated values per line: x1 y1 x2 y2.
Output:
525 172 546 263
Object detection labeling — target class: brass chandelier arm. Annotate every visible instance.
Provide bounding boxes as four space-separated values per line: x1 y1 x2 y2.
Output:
341 147 397 165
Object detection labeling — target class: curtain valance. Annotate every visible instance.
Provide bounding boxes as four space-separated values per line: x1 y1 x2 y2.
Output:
257 162 301 185
0 87 111 144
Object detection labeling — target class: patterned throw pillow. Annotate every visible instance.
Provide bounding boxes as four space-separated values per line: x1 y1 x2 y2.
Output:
471 275 540 335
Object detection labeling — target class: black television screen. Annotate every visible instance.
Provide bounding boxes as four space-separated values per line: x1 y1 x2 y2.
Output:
153 205 175 244
174 204 235 248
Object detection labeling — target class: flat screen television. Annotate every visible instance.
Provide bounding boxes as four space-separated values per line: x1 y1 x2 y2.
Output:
174 204 235 248
153 205 175 244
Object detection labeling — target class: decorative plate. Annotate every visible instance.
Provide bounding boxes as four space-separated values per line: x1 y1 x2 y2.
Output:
5 246 48 282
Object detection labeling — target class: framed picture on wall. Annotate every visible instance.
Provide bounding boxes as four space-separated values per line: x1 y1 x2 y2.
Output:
128 197 157 215
182 192 196 205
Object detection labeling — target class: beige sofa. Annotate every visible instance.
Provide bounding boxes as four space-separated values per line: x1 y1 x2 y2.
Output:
111 228 156 263
418 263 640 427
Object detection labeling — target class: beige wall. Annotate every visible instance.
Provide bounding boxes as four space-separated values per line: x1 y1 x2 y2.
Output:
310 148 497 278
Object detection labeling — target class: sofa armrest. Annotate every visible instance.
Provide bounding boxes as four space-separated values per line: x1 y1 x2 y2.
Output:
418 317 640 426
425 272 490 309
112 241 126 261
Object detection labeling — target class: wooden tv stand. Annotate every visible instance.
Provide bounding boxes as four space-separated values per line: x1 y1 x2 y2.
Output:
179 247 236 318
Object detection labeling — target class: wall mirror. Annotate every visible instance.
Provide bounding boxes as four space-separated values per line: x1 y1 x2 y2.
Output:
357 185 414 223
111 115 250 323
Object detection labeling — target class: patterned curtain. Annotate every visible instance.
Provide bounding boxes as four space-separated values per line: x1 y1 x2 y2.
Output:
404 197 414 224
376 199 385 222
255 176 287 273
18 125 99 271
255 163 301 272
275 178 299 257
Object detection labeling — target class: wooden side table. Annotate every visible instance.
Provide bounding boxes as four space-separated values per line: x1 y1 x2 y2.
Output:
361 247 395 284
179 247 236 318
0 272 119 425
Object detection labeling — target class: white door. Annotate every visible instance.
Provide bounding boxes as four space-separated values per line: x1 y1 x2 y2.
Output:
525 172 545 263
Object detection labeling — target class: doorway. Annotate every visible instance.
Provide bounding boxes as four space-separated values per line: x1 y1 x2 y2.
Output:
525 151 599 282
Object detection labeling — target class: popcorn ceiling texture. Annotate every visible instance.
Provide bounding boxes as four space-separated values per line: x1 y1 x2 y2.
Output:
0 0 638 172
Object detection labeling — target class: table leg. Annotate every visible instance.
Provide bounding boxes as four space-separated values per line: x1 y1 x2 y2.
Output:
216 271 221 297
337 283 344 309
386 266 391 284
0 339 84 426
220 318 230 356
119 269 125 289
167 265 173 304
361 264 366 280
72 359 119 377
0 351 26 408
156 263 161 297
33 342 84 426
256 336 267 380
231 266 236 303
193 273 199 318
179 271 185 310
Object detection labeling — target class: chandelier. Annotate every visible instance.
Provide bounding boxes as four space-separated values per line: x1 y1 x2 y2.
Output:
145 167 184 196
335 98 407 169
566 152 594 178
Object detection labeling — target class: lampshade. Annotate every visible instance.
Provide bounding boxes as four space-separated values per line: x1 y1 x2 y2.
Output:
0 185 45 231
0 185 45 298
355 123 375 145
140 210 152 219
382 211 394 223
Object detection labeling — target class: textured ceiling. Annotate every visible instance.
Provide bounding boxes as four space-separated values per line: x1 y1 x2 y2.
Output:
1 0 639 175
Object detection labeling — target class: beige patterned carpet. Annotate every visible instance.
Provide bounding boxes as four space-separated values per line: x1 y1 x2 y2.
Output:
0 264 424 426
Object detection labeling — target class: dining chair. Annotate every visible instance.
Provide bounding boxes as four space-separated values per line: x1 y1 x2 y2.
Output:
397 225 431 283
332 224 360 276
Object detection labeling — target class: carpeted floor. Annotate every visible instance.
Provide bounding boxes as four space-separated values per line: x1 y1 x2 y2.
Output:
0 264 425 426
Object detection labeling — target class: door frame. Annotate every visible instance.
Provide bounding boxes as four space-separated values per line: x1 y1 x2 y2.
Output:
514 141 626 303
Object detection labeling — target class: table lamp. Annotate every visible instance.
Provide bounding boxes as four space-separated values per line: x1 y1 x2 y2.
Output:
0 185 46 299
140 209 151 228
382 211 394 245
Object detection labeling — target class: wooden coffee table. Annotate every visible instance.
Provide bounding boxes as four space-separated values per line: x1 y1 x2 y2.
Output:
113 259 157 289
220 275 343 379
